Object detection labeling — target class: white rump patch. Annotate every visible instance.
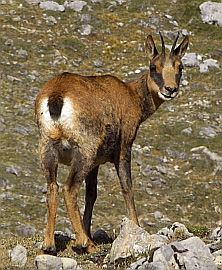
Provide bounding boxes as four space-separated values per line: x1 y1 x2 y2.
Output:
39 97 76 131
39 98 54 130
60 97 76 130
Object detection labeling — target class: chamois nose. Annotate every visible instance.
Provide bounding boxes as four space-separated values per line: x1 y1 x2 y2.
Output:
165 86 177 94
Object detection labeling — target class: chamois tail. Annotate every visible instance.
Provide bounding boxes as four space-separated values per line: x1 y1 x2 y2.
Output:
48 94 63 120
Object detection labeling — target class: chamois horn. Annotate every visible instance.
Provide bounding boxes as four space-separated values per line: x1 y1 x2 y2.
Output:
159 31 165 55
171 32 180 55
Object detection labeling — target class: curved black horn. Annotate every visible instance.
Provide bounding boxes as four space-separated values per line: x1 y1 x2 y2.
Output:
159 31 165 55
171 32 180 55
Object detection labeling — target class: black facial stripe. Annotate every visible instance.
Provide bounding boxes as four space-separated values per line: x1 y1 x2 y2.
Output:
150 70 164 89
175 72 182 87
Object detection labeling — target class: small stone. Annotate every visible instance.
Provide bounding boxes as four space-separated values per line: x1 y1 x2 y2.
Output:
17 48 28 57
93 60 103 67
182 79 189 86
45 15 57 25
6 165 21 176
181 127 192 135
154 211 163 219
79 24 92 35
200 63 209 73
93 229 111 244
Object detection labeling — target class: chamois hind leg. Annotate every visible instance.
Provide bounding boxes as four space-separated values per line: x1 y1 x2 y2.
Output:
115 148 139 226
39 138 59 255
62 155 96 253
83 166 99 239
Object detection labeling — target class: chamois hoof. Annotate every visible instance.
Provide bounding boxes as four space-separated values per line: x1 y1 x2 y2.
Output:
72 243 96 254
39 246 57 256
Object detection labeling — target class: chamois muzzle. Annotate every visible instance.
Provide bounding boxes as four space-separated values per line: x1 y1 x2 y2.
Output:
159 86 179 100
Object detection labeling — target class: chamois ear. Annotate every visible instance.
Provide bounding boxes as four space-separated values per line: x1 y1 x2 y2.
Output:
174 36 189 58
145 35 158 60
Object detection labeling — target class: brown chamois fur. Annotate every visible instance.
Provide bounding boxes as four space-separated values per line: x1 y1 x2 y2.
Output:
35 33 189 254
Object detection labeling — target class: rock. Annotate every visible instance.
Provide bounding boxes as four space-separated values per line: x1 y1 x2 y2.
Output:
203 58 219 68
39 1 65 12
64 1 87 12
182 53 199 67
93 60 103 67
213 250 222 268
25 0 40 4
200 58 220 73
6 165 21 176
182 237 217 269
78 24 92 35
45 15 57 25
110 218 167 262
10 245 27 267
154 211 163 219
16 225 36 237
144 237 217 270
157 222 193 239
155 165 167 174
60 257 78 270
35 255 63 270
200 63 209 73
209 227 222 241
7 75 22 83
93 229 112 244
199 126 217 138
181 127 192 135
200 1 222 27
17 48 28 58
182 79 189 86
116 0 131 4
35 255 79 270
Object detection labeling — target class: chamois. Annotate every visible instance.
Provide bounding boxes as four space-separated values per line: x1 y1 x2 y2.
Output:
35 32 189 254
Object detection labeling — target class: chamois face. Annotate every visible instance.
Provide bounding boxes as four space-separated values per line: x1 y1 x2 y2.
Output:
149 53 184 101
146 33 189 102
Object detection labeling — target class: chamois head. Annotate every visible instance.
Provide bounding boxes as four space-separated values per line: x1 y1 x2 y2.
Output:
145 32 189 102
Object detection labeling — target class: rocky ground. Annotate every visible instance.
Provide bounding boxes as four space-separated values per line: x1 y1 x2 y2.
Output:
0 0 222 269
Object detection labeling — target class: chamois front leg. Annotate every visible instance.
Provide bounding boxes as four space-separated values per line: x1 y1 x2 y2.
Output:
62 159 96 254
115 149 139 226
39 139 59 255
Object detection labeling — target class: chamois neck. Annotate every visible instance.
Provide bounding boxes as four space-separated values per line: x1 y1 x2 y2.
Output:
127 71 163 123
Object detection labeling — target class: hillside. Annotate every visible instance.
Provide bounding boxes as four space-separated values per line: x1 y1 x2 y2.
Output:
0 0 222 269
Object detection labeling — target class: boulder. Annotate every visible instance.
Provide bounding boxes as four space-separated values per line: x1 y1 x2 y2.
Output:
182 53 199 67
129 237 217 270
10 245 27 267
39 1 65 12
110 218 167 262
64 1 87 12
200 1 222 27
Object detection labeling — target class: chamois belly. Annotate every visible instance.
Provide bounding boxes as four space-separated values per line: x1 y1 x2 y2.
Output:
58 139 74 166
